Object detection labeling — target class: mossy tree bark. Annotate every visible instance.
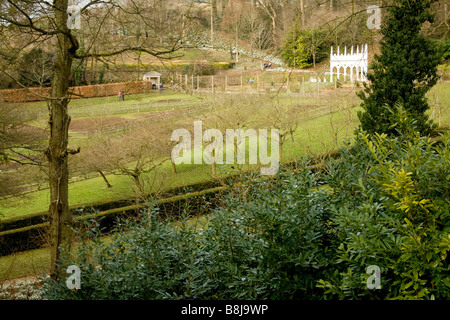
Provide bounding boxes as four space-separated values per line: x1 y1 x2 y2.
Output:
46 0 79 279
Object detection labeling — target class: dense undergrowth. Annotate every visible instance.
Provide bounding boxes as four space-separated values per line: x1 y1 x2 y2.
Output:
40 111 450 300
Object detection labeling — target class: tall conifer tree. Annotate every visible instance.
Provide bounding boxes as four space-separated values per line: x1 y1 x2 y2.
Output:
357 0 442 136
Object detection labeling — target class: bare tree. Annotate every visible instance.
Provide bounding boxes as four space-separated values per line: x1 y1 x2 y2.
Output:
221 0 247 63
252 96 303 164
18 48 56 89
0 0 185 278
70 133 114 188
0 101 47 197
108 123 173 198
255 0 279 47
241 2 271 52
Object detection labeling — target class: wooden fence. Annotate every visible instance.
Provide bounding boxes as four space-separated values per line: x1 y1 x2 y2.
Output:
175 71 347 96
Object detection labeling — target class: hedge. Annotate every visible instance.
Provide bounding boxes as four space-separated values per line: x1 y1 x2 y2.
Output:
0 81 153 103
0 160 334 257
0 139 406 258
0 222 49 256
0 185 228 256
0 176 232 232
0 143 379 258
0 148 344 257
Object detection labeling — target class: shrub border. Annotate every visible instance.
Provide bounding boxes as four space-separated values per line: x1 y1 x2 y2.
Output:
0 185 229 256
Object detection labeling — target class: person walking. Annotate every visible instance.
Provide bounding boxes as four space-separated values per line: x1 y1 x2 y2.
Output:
121 90 125 101
118 91 122 101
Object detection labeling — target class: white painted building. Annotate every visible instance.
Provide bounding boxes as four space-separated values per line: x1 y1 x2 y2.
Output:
330 44 368 82
142 71 161 85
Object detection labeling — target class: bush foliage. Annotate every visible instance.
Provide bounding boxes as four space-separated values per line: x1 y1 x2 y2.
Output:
41 113 450 300
280 24 328 69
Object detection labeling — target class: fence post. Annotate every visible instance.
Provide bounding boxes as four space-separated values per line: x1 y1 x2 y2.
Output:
438 97 442 126
317 74 320 96
302 76 305 95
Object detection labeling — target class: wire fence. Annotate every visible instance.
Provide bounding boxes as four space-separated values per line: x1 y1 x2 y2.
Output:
175 71 360 96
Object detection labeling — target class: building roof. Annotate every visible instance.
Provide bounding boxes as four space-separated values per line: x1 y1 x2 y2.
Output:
143 71 161 76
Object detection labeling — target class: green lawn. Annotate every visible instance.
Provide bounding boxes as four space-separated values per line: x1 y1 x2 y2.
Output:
2 81 449 220
25 90 200 121
0 113 356 219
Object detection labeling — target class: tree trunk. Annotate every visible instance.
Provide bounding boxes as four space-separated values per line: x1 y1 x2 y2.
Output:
212 162 216 178
279 141 283 164
211 0 214 49
97 170 112 188
211 148 216 178
132 174 145 196
300 0 305 28
271 14 277 47
258 0 278 47
444 3 449 40
312 31 317 68
47 0 78 279
171 161 177 174
235 22 239 63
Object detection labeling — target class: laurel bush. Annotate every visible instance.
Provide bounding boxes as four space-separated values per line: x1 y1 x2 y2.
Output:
41 110 449 300
318 110 450 299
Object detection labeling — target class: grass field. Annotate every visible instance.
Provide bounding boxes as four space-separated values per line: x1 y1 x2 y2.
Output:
1 81 449 220
0 91 356 218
